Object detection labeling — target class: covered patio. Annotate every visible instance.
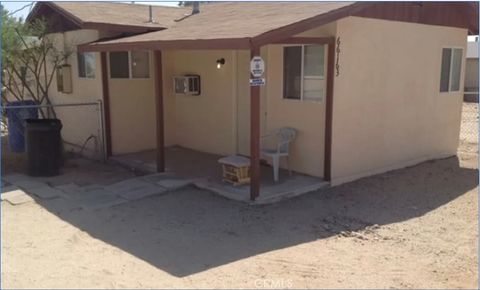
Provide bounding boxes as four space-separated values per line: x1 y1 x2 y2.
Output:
85 41 336 201
79 3 345 201
110 146 328 204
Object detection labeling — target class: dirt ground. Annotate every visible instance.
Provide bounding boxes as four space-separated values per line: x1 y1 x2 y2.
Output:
1 108 478 289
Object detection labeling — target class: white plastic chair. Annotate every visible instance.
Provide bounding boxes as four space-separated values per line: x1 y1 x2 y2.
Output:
261 127 297 182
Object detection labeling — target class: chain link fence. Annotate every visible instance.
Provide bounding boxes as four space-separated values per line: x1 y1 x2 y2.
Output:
2 101 106 173
458 102 478 154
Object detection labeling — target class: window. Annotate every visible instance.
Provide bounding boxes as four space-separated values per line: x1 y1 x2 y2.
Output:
56 67 63 92
109 51 150 79
77 52 96 78
283 44 325 101
109 51 129 78
131 51 149 78
56 65 73 94
440 48 463 92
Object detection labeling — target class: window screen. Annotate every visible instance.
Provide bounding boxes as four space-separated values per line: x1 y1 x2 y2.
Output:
303 45 325 101
440 48 452 92
77 53 86 78
56 67 63 92
84 53 96 78
131 51 150 78
304 45 324 77
77 52 95 78
283 46 302 100
440 48 463 92
450 48 462 91
109 51 129 78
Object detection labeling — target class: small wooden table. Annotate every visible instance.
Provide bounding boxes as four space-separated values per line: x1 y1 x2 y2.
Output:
218 155 251 186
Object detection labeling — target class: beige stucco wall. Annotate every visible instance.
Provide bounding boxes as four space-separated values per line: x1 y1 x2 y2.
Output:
108 52 156 155
330 16 467 185
47 29 104 158
260 22 337 177
163 50 238 156
104 17 466 186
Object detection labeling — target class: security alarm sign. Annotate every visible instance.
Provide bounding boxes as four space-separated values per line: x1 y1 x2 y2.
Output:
249 78 266 86
250 56 265 77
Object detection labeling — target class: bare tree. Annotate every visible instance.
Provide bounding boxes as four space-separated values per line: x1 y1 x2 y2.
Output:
1 8 72 118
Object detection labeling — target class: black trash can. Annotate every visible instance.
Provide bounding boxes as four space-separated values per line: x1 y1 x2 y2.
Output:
25 119 63 177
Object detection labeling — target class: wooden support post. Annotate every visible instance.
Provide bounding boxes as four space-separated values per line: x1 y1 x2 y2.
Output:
100 52 112 157
250 46 261 200
324 39 335 181
154 50 165 172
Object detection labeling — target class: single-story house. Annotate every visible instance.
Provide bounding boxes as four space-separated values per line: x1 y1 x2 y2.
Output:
465 37 479 102
26 1 478 200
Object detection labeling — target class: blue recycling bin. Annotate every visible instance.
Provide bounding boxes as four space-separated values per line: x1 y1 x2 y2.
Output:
6 100 39 152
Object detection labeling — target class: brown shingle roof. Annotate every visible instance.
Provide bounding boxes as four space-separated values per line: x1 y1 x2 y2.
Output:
90 2 354 44
28 2 190 30
33 1 476 51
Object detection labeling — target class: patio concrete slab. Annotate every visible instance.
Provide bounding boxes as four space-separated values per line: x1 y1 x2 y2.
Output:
14 180 48 190
2 173 31 184
112 146 330 204
26 186 63 199
75 191 128 211
104 178 154 194
117 184 166 201
81 184 107 192
1 188 34 205
55 183 83 194
41 197 81 213
156 178 197 190
62 188 111 201
141 172 176 183
56 183 94 200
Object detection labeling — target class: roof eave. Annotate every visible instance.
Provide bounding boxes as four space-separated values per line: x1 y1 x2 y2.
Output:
27 2 84 27
26 1 169 34
78 37 253 52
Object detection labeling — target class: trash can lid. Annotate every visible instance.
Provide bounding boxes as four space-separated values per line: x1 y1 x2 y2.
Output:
25 119 62 130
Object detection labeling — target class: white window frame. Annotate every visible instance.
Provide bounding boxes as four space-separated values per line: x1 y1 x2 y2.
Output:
108 51 150 79
440 46 463 93
282 44 327 102
77 52 96 79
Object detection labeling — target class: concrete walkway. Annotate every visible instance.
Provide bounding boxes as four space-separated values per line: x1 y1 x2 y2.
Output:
1 172 195 211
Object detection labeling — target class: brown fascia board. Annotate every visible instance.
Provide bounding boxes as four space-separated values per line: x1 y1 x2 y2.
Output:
83 22 165 34
78 37 252 52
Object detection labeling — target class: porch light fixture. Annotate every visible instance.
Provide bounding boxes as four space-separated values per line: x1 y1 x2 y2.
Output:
216 58 225 69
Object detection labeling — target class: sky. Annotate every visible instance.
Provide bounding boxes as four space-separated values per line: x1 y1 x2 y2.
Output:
2 1 180 20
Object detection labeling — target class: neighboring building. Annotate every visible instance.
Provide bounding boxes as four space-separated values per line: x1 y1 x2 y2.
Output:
26 1 478 199
465 37 479 102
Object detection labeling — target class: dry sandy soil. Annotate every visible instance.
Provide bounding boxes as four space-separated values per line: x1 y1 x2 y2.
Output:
1 106 478 289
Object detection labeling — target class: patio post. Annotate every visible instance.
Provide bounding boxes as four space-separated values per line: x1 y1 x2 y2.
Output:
100 52 112 157
324 39 335 181
154 50 165 172
250 46 261 200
